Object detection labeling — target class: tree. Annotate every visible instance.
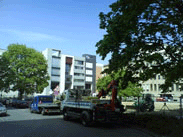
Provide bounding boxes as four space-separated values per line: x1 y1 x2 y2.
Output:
96 70 143 97
118 82 143 97
0 56 13 93
0 44 50 99
96 0 183 92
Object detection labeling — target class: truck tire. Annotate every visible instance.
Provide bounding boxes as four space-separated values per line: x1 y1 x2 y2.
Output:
149 105 154 112
140 104 147 112
81 111 91 127
63 109 69 121
41 108 46 115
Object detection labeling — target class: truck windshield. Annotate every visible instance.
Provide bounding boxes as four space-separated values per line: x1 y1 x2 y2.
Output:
39 97 53 102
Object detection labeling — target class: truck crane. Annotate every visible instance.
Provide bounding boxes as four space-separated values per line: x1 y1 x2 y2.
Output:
61 80 125 126
97 80 118 110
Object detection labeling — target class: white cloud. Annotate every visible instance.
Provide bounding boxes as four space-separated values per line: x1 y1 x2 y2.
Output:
0 29 64 42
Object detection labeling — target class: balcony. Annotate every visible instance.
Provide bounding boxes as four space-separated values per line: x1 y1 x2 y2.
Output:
74 75 85 80
74 69 85 73
51 76 60 82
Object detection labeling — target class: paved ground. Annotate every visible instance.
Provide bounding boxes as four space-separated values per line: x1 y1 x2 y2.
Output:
0 107 62 122
0 107 160 137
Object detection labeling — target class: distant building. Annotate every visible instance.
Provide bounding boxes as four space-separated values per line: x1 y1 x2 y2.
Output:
101 64 183 101
42 48 96 95
96 63 105 81
141 75 182 100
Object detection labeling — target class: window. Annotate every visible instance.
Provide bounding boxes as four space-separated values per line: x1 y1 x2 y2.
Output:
74 73 84 76
73 86 84 89
146 84 149 91
86 76 92 82
154 84 157 91
158 75 161 80
39 97 53 102
176 84 179 91
86 62 93 68
150 84 153 91
172 84 174 91
35 98 37 103
86 84 91 89
52 57 60 68
75 60 84 65
74 79 84 82
75 66 83 70
66 64 71 74
51 68 60 76
86 70 92 75
158 84 160 91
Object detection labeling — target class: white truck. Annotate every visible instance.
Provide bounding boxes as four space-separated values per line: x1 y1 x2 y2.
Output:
61 80 125 126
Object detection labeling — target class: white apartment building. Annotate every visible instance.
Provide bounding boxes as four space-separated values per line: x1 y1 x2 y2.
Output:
42 48 96 95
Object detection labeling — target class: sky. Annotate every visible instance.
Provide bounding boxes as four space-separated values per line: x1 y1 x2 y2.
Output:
0 0 117 65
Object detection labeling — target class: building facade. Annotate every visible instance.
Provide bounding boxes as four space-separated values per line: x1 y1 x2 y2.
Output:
96 63 105 82
42 48 96 95
141 74 182 100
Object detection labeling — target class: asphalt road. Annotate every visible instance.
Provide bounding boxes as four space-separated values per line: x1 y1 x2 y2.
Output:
0 108 159 137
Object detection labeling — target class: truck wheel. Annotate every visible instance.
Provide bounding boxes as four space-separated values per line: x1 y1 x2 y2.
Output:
63 109 69 121
140 104 147 112
149 105 154 112
81 111 91 127
41 108 46 115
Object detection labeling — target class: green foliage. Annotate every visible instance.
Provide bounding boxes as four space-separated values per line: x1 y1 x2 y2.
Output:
0 55 13 92
96 0 183 92
82 96 99 101
0 44 50 98
97 75 112 91
96 70 143 97
119 82 143 97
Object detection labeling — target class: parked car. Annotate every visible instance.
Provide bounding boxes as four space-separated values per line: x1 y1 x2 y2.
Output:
17 100 29 108
156 97 166 102
0 102 7 116
16 100 29 108
23 98 33 108
1 98 7 105
12 99 18 107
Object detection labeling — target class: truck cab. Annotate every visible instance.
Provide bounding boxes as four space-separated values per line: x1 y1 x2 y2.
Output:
30 95 60 115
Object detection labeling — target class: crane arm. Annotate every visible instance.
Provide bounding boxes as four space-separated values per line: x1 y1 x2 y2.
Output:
97 80 118 111
97 80 118 99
